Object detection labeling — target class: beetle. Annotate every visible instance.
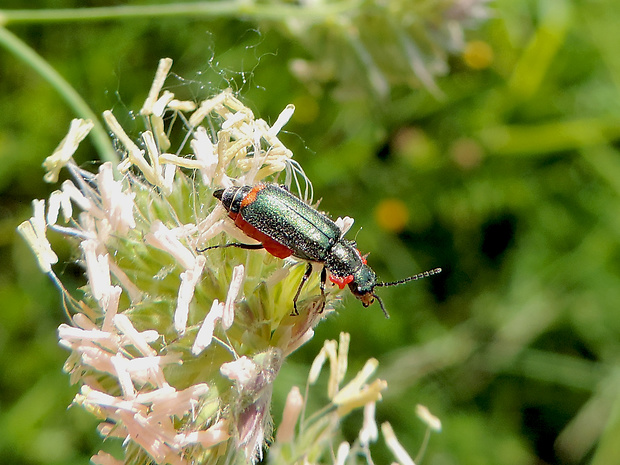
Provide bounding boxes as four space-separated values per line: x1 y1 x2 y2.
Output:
208 183 441 317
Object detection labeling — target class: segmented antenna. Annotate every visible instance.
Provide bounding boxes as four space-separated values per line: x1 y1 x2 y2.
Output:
376 267 442 287
372 267 442 319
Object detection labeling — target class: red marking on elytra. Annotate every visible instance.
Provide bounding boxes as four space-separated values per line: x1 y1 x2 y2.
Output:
329 274 354 289
229 211 293 259
240 184 267 209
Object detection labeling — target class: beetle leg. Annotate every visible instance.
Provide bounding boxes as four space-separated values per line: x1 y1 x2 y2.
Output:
318 266 327 313
292 263 313 316
198 243 264 253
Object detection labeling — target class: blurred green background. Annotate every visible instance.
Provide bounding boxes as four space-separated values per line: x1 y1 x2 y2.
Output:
2 0 620 464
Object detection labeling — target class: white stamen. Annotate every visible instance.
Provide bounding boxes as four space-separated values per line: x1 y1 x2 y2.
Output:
140 383 208 418
275 386 303 443
337 378 387 417
72 313 99 330
220 356 257 388
91 450 123 465
77 346 117 376
174 255 206 335
335 442 350 465
47 190 68 225
308 345 327 384
190 127 217 184
219 216 263 244
173 420 229 448
62 179 93 212
162 163 177 194
359 402 379 445
221 110 248 130
268 104 295 137
222 265 244 330
129 384 176 408
140 58 173 116
173 417 224 444
103 111 159 185
78 211 99 238
323 339 339 399
58 324 118 348
335 216 354 236
141 132 162 178
101 285 122 332
111 354 137 399
43 118 94 183
191 300 224 355
145 221 196 270
152 90 175 117
80 240 112 305
382 422 416 465
175 223 199 237
17 201 58 273
32 199 48 240
123 356 169 388
118 410 179 464
97 162 137 234
80 386 127 410
151 115 171 152
136 330 160 344
189 91 229 127
113 314 157 357
196 215 226 247
416 404 442 432
333 358 379 404
337 332 350 385
159 153 208 170
217 92 248 114
168 99 196 112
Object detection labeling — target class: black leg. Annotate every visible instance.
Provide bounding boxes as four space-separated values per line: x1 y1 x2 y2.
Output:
198 243 264 253
292 263 313 316
318 266 327 313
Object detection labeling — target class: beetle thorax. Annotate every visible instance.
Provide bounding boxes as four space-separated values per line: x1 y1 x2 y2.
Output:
325 239 378 302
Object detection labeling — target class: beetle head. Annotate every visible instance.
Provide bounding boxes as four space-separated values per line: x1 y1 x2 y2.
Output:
213 185 253 214
347 264 391 318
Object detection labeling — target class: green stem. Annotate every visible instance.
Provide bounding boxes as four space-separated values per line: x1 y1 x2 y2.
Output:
0 1 356 25
0 27 118 165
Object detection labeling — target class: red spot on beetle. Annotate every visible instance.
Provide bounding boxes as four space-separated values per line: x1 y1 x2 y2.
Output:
240 184 267 209
329 274 354 289
229 211 293 259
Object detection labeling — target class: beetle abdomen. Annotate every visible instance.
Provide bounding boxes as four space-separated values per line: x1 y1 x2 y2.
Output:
215 184 342 262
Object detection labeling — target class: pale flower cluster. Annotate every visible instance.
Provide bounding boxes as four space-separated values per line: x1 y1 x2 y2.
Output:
18 58 440 465
270 333 442 465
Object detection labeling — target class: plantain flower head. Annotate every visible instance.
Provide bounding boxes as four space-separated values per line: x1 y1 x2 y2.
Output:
18 58 346 464
18 58 441 465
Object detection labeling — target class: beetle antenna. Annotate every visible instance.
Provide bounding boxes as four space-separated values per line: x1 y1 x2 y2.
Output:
376 267 442 287
372 293 390 319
